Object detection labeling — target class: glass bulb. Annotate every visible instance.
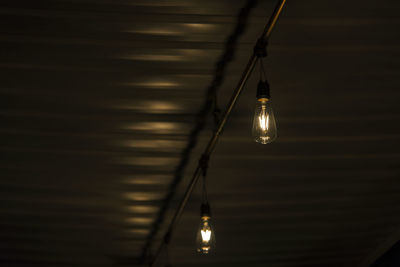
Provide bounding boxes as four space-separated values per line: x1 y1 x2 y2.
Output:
252 99 277 144
196 216 215 254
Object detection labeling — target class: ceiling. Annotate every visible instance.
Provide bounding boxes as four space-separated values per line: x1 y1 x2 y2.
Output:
1 0 400 266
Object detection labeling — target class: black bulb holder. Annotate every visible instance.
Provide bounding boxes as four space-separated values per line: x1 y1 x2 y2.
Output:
254 37 270 100
256 80 271 100
201 202 211 218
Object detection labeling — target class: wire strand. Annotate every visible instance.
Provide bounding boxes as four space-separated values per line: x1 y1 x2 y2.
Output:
260 58 267 81
202 174 208 204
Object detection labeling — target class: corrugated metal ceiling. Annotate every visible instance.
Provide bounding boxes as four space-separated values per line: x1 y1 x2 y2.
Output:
1 0 400 266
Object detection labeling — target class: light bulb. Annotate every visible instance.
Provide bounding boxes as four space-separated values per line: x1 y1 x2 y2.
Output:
252 80 277 144
196 203 215 254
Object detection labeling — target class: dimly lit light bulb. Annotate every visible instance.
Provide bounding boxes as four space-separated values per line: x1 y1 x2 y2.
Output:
196 203 215 254
252 81 277 144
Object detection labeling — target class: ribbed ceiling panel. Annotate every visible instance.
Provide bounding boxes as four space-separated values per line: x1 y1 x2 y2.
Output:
1 0 400 266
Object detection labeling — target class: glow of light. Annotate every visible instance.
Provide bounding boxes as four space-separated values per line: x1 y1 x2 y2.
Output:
120 139 185 150
133 28 181 36
122 122 186 134
125 23 215 37
127 229 149 235
259 114 269 131
183 23 215 31
114 101 182 114
121 175 170 185
125 217 153 225
133 81 179 88
123 192 164 201
125 205 158 214
120 49 213 62
202 246 210 253
201 229 211 242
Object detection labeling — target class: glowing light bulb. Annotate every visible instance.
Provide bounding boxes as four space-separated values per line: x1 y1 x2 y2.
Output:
196 203 215 254
252 80 277 144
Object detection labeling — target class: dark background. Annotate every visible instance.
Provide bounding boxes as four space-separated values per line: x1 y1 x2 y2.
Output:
1 0 400 266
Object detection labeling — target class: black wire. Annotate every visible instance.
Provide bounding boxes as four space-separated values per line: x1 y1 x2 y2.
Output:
259 57 267 81
202 174 208 204
138 0 259 263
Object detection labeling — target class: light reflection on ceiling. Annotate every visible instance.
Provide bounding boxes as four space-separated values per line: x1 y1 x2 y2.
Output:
120 48 216 62
126 80 180 88
121 122 188 134
126 229 150 236
119 140 186 150
125 217 154 225
126 23 216 36
125 205 159 214
121 175 172 185
114 101 183 113
123 192 165 202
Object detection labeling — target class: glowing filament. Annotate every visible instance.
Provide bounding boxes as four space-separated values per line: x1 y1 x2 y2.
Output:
259 113 269 131
201 229 211 242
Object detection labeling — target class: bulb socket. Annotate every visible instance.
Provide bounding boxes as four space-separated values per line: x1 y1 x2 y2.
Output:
201 202 211 218
256 80 271 100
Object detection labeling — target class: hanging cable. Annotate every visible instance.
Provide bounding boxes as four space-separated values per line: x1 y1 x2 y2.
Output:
201 174 208 205
143 0 286 265
259 58 268 81
199 154 209 206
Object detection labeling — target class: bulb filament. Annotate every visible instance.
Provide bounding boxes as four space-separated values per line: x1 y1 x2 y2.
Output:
259 104 269 131
201 229 211 242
